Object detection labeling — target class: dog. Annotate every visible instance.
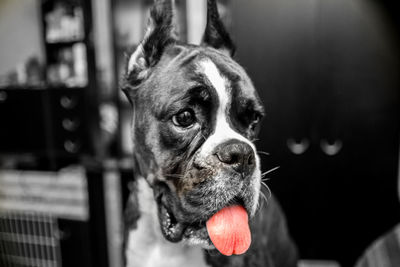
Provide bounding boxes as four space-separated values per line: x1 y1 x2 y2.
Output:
121 0 298 266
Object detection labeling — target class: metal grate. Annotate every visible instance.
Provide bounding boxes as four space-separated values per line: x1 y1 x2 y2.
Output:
0 212 61 267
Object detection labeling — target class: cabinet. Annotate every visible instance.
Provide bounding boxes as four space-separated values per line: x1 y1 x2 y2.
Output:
0 0 100 170
231 0 400 266
0 88 90 168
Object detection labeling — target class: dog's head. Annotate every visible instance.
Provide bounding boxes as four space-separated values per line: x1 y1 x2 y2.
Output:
122 0 264 249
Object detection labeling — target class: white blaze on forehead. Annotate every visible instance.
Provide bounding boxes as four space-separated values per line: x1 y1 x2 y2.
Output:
198 59 257 155
200 59 229 114
198 59 260 216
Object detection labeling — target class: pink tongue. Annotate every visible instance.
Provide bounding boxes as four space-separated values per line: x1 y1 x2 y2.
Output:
206 205 251 256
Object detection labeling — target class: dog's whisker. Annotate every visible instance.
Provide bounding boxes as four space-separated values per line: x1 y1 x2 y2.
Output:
261 166 280 177
259 190 269 206
254 181 271 216
257 151 270 157
254 196 263 215
262 176 271 182
261 181 272 200
254 192 263 215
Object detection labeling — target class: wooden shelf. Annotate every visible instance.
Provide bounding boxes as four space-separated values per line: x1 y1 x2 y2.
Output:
45 39 85 47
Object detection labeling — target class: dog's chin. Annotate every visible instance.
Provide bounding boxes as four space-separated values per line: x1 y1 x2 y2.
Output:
158 200 215 249
183 230 215 249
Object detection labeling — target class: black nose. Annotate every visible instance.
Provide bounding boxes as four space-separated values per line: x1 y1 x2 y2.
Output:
215 140 256 176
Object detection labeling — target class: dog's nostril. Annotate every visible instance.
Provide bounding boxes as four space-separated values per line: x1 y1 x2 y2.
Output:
216 151 239 165
228 154 239 165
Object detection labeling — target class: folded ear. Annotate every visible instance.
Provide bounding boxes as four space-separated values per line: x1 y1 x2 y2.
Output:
125 0 177 85
202 0 235 56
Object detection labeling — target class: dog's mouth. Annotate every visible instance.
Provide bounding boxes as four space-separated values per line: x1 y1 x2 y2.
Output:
157 193 249 250
158 198 214 248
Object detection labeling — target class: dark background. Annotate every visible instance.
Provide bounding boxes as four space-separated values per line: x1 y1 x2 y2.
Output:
230 0 400 266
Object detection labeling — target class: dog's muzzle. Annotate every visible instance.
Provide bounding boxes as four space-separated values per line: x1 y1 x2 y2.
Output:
154 139 259 247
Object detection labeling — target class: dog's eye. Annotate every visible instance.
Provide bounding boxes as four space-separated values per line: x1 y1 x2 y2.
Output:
172 110 196 128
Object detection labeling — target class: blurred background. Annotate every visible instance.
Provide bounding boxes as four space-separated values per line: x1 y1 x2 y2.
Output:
0 0 399 267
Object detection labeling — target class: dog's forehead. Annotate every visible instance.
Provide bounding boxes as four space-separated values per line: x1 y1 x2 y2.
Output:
149 44 259 102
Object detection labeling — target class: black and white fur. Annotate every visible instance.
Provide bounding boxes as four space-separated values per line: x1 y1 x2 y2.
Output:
121 0 298 266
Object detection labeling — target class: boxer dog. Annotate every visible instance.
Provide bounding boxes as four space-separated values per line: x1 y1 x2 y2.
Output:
121 0 298 266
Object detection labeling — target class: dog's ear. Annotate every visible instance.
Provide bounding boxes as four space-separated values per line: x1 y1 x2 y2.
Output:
202 0 235 56
124 0 177 88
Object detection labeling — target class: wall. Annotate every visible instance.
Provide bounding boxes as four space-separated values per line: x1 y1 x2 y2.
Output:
0 0 44 76
186 0 207 45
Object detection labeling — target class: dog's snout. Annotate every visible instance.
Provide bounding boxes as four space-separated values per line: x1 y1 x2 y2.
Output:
215 140 255 176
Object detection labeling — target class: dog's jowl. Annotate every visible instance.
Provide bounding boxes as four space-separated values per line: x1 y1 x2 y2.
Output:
121 0 298 266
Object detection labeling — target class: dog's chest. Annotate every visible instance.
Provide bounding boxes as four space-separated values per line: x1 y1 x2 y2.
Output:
125 178 209 267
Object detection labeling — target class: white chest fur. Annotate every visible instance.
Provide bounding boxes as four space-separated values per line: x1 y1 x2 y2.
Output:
125 178 209 267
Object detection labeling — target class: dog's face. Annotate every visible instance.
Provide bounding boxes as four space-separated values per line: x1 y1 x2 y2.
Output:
122 0 264 248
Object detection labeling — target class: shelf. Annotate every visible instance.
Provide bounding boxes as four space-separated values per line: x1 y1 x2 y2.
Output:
46 39 85 48
0 85 87 91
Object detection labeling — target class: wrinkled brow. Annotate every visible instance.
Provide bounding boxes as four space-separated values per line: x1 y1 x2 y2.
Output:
183 85 213 104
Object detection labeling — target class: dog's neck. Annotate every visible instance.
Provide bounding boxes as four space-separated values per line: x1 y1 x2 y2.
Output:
125 177 209 267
